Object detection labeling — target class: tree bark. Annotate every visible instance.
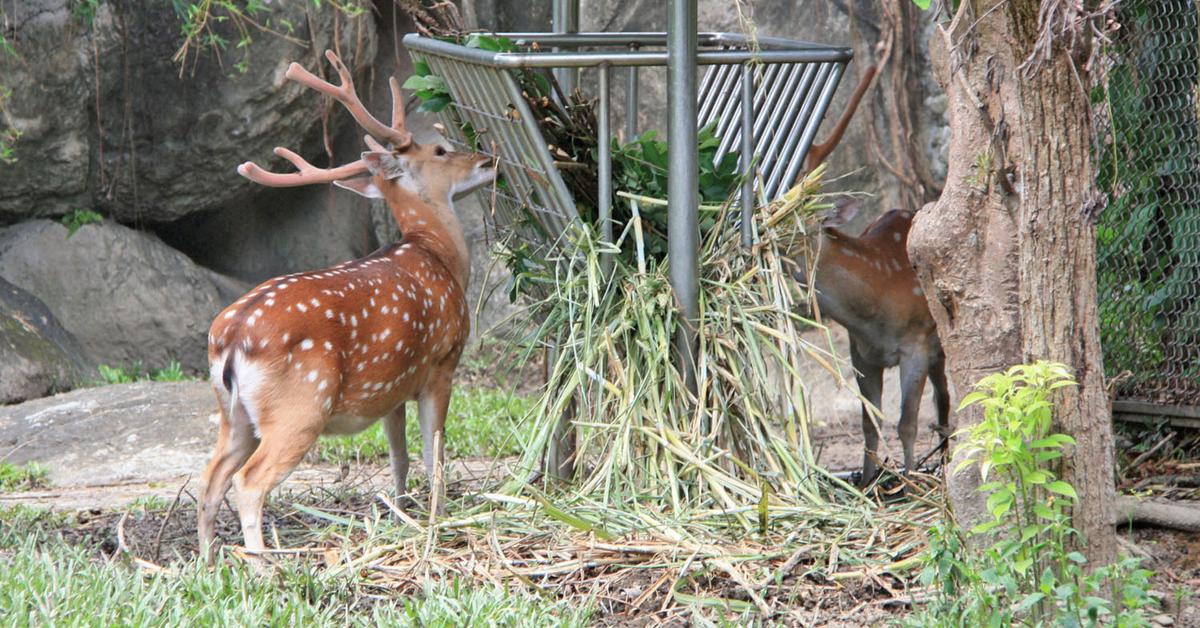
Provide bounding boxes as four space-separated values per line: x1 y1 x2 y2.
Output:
908 0 1116 566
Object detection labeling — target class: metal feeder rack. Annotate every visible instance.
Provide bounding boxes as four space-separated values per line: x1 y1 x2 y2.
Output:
402 27 852 391
403 31 851 246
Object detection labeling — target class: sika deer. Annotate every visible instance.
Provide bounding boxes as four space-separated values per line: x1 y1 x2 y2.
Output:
197 50 494 559
793 199 950 485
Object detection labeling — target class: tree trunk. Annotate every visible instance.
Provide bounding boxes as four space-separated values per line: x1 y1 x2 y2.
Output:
908 0 1116 566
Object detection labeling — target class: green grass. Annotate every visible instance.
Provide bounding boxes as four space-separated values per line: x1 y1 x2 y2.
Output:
314 388 534 464
94 361 197 385
60 208 103 238
0 506 591 627
0 462 49 492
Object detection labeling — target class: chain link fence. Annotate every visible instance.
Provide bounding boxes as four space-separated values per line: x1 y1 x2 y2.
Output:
1096 0 1200 408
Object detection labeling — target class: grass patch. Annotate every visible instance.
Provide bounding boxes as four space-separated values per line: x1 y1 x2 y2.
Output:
94 361 197 385
314 388 534 464
60 208 103 237
0 524 591 626
0 462 49 492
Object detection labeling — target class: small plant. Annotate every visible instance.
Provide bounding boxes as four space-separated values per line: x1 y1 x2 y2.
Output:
95 361 197 385
152 361 188 382
0 462 50 492
61 208 103 237
907 361 1159 627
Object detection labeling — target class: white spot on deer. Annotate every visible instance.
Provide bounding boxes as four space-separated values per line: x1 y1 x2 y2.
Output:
381 305 389 315
241 337 253 351
306 370 318 383
403 312 410 322
391 293 399 301
395 340 405 351
311 298 320 308
266 299 275 307
322 398 333 412
380 328 391 341
282 332 291 343
356 363 365 372
913 287 924 296
370 298 376 307
350 330 358 340
323 340 333 351
300 339 314 351
296 303 308 313
224 310 236 320
350 315 358 327
259 338 269 349
362 309 369 320
893 232 902 242
326 309 334 319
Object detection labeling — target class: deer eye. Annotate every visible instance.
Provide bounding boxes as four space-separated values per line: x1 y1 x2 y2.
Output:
434 146 447 156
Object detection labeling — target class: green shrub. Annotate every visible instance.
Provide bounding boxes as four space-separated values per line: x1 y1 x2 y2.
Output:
0 462 49 492
906 361 1159 627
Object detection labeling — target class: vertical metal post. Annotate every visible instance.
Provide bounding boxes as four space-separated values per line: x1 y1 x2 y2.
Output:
625 46 639 140
551 0 579 95
740 63 755 249
598 63 613 272
668 0 699 393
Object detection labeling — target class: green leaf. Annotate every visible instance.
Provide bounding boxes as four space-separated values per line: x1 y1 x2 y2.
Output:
1046 481 1078 499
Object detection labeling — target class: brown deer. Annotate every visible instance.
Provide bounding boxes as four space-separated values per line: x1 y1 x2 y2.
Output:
792 199 950 485
197 50 494 559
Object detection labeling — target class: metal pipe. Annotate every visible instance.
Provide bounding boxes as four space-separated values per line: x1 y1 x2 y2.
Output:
667 0 699 393
740 62 755 249
772 62 845 199
500 31 849 52
402 35 853 69
598 63 613 272
765 63 835 198
625 46 639 140
551 0 580 95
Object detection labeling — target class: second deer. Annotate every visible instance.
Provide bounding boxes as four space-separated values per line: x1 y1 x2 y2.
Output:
792 199 950 485
197 50 494 559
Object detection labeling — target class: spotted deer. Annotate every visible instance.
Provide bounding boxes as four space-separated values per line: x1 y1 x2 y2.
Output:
197 50 494 559
793 199 950 485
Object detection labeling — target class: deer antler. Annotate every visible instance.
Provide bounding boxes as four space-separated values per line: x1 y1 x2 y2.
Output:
286 50 412 149
237 50 411 187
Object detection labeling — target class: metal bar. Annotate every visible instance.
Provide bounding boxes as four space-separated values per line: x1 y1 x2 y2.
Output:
769 62 844 198
624 56 639 140
598 63 613 272
551 0 580 95
697 59 733 125
402 35 853 68
761 63 827 197
668 0 699 394
500 31 849 52
740 62 755 249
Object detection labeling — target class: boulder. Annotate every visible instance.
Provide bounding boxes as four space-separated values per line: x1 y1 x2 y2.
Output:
0 219 226 372
0 381 217 486
0 0 378 223
0 278 90 404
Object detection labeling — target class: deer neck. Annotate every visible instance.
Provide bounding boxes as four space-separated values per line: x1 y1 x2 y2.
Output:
385 185 471 289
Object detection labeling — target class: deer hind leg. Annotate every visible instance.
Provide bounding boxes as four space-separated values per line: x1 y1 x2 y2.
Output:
383 404 409 499
850 340 885 486
418 376 453 516
898 352 931 475
929 350 951 449
197 390 259 561
231 411 321 556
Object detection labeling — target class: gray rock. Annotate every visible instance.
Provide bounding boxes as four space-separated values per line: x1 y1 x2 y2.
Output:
0 0 377 223
0 381 217 486
0 278 90 404
0 219 226 372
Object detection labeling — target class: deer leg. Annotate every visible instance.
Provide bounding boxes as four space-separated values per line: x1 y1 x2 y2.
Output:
418 378 452 516
851 341 885 486
231 418 320 556
929 351 951 447
197 394 258 561
898 353 930 475
382 404 410 499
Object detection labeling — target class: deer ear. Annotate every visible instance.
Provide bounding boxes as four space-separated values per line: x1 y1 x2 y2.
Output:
361 151 408 180
333 177 383 199
821 197 862 230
